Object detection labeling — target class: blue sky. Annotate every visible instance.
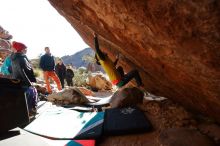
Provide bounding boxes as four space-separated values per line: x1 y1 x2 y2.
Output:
0 0 89 59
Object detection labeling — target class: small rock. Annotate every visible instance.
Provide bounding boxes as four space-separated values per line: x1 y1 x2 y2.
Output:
34 84 47 94
110 87 144 108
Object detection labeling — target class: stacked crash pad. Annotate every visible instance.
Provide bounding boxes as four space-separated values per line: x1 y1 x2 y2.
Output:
25 102 104 140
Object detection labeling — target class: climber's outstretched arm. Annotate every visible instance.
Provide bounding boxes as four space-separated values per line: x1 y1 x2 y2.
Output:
94 33 105 60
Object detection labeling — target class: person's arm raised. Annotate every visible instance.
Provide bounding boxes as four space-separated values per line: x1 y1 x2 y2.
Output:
114 54 120 66
94 33 105 60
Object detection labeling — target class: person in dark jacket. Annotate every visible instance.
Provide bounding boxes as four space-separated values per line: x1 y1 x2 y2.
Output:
55 59 66 88
65 65 74 86
10 41 38 114
39 47 62 93
10 42 36 86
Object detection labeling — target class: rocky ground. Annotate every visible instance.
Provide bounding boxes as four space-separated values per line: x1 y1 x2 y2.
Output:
98 96 220 146
35 80 220 146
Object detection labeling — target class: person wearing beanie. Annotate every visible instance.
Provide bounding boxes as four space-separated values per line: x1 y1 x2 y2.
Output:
10 41 36 85
11 41 27 53
39 47 62 93
10 41 38 114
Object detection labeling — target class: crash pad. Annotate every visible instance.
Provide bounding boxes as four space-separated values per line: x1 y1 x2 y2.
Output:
25 103 104 139
104 107 152 135
0 128 95 146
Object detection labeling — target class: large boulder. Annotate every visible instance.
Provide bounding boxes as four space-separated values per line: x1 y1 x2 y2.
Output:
87 73 112 91
47 88 89 105
48 0 220 123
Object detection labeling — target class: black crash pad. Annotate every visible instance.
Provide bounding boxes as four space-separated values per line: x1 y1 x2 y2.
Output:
104 107 152 135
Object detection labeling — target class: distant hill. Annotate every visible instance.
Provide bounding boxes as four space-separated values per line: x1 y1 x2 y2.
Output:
61 48 95 68
31 48 102 72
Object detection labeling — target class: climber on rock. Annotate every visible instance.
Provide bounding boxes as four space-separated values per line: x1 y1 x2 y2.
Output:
93 32 144 88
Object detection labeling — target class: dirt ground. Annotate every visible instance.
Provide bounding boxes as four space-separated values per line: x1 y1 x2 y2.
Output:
98 96 220 146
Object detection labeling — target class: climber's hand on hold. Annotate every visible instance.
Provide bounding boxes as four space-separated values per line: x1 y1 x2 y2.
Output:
93 32 97 37
116 53 121 59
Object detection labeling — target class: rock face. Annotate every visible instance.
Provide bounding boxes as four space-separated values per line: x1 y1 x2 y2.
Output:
48 0 220 122
0 26 12 60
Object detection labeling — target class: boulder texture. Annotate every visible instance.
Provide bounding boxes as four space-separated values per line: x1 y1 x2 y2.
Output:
198 123 220 145
110 87 144 108
88 73 112 91
0 26 12 59
159 128 216 146
48 0 220 122
47 88 90 105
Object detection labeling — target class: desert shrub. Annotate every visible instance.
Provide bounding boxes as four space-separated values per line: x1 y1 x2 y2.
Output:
73 67 91 87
